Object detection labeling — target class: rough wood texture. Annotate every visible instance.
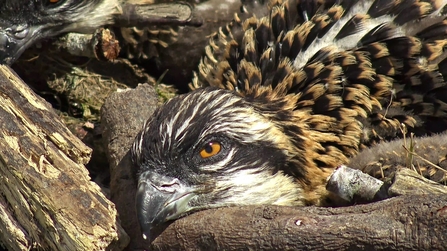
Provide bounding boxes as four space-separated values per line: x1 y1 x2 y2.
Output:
150 194 447 250
327 165 386 204
0 65 128 251
116 2 196 27
387 168 447 196
101 84 159 250
326 166 447 205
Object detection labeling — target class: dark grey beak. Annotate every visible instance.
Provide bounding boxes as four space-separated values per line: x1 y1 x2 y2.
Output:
136 171 195 240
0 25 42 65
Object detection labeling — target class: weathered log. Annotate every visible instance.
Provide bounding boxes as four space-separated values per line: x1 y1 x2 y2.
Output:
326 165 386 204
0 65 128 251
101 84 160 250
150 194 447 250
115 2 197 27
55 28 121 61
326 166 447 205
387 168 447 196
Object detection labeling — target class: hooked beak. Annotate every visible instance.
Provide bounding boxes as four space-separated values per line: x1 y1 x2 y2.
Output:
136 171 196 240
0 25 43 65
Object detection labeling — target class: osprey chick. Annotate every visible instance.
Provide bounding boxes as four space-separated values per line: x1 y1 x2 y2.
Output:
0 0 194 64
0 0 121 64
132 0 447 239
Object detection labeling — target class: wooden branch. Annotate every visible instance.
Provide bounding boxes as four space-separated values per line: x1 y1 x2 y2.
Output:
387 168 447 196
326 166 447 205
150 194 447 250
101 84 160 250
326 165 386 204
115 2 198 27
55 28 120 61
0 65 128 251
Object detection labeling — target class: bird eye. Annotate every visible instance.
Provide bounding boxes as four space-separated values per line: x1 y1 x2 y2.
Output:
44 0 61 6
199 142 221 159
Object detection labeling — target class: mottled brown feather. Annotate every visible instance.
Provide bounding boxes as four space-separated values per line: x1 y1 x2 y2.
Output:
188 0 447 201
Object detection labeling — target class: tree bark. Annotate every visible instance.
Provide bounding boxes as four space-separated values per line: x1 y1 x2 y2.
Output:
150 194 447 250
0 65 128 251
326 166 447 204
101 84 160 250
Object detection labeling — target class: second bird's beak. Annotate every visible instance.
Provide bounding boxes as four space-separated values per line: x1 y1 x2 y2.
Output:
136 171 196 240
0 25 43 65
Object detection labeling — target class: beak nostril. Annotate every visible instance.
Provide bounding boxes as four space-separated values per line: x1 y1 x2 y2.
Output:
13 29 29 39
0 24 32 64
5 25 29 39
158 181 181 192
156 178 181 190
136 172 195 235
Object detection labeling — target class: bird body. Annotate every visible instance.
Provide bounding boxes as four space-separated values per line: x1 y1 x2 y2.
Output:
132 0 447 239
348 132 447 184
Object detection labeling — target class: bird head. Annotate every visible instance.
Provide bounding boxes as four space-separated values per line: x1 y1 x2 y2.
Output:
0 0 119 64
131 87 331 240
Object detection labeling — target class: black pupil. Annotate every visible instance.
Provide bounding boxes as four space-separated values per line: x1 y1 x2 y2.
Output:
204 143 213 153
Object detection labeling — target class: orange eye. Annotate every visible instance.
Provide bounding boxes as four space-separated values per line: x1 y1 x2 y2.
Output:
199 142 221 159
49 0 59 3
